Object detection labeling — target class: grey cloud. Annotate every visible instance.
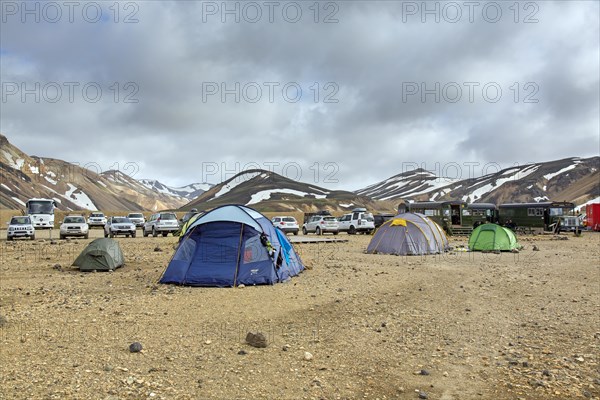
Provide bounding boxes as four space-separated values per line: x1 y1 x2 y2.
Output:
1 0 598 190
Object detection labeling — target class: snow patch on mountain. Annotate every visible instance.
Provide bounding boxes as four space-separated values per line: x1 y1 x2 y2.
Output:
64 184 98 210
246 189 327 205
543 161 580 181
12 197 26 206
212 172 261 200
139 179 213 199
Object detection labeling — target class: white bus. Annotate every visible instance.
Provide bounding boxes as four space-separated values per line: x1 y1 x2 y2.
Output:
26 198 57 229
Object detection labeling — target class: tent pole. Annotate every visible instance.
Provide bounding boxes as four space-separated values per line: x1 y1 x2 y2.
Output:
233 224 244 287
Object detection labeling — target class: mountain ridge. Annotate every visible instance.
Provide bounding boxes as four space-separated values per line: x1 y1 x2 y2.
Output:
356 157 599 205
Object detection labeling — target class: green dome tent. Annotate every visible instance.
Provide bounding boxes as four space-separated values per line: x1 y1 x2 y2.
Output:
72 238 125 271
468 223 519 251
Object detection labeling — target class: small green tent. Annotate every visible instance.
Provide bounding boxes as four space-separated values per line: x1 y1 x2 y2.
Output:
468 223 519 251
72 238 124 271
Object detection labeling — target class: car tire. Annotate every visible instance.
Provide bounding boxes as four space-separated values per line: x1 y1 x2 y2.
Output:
302 227 308 235
316 227 322 236
31 235 35 240
7 236 13 241
125 234 130 238
152 227 158 238
109 232 114 238
349 226 356 235
60 234 65 240
132 232 136 238
293 231 298 236
162 233 168 237
143 228 148 237
104 232 108 238
84 233 89 239
333 232 338 235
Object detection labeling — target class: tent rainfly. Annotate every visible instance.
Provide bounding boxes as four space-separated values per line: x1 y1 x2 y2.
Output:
72 238 125 271
367 212 449 255
468 223 519 251
160 205 304 287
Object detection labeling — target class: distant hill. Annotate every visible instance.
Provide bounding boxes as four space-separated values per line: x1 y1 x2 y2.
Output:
182 169 390 213
138 179 213 200
0 134 188 211
2 132 597 213
357 157 600 205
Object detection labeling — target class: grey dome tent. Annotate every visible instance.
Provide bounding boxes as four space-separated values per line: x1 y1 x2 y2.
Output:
72 238 124 271
367 212 449 255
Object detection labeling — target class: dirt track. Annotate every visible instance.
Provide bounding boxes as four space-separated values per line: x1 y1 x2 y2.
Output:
0 228 599 399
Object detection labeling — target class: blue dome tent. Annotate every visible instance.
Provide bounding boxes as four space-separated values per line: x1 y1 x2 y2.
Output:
160 205 304 287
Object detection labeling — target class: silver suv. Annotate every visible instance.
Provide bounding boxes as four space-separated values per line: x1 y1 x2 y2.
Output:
143 212 180 237
127 213 146 228
104 216 137 238
302 216 339 235
271 216 299 235
59 215 89 239
337 208 375 234
87 212 107 228
7 216 35 241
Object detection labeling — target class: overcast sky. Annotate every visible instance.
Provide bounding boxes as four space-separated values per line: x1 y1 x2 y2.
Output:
1 1 598 190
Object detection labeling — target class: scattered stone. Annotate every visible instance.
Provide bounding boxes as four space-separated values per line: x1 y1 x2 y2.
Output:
575 356 585 363
282 344 291 352
238 284 245 288
129 342 143 353
104 365 114 372
304 352 313 361
418 391 428 399
154 246 162 252
204 340 212 345
542 370 552 377
245 332 268 348
529 379 547 388
532 245 539 251
237 350 247 355
420 369 430 376
53 264 62 271
50 240 58 245
0 315 6 328
522 361 530 368
442 371 448 377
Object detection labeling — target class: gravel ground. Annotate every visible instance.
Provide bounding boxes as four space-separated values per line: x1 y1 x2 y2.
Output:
0 228 598 400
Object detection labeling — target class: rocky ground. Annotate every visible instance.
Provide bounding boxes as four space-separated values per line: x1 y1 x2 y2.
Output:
0 228 598 400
